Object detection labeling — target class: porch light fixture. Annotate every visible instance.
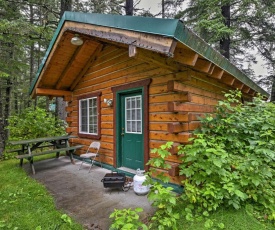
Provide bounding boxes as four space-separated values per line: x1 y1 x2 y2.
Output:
104 98 113 107
71 34 83 46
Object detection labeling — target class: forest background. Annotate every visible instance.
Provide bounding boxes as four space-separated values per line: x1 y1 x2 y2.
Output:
1 0 275 156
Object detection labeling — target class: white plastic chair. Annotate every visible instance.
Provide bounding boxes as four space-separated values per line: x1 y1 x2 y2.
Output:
78 141 101 172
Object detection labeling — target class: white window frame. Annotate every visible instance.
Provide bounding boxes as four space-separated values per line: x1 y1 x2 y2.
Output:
125 95 142 134
79 97 98 135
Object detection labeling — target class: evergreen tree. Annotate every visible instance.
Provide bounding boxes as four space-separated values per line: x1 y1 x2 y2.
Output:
177 0 275 97
0 0 59 154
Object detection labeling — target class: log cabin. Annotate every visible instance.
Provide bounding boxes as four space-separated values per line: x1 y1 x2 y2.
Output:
30 12 269 185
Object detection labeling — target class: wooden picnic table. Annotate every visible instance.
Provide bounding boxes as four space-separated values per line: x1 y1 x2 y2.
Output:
9 135 83 174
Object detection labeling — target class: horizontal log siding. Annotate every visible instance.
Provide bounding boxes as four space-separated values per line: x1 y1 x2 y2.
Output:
66 45 239 184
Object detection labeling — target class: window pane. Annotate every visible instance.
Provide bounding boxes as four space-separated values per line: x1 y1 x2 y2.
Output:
137 121 141 132
127 98 131 108
80 100 88 132
89 98 97 134
127 121 131 132
132 121 137 132
125 95 142 134
127 110 131 120
131 98 136 108
137 97 141 108
137 109 141 120
79 97 98 135
132 108 136 120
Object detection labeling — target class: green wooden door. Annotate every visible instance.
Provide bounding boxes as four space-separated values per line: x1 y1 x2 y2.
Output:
119 91 144 170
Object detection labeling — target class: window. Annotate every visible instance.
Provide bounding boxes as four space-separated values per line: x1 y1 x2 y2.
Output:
125 95 142 134
78 92 101 139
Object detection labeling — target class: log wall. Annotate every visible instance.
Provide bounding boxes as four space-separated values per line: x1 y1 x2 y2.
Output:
66 44 250 184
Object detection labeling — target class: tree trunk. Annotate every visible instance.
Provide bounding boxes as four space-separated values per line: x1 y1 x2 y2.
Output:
61 0 72 16
55 0 72 121
0 79 12 156
270 76 275 102
28 4 35 108
4 79 12 137
125 0 133 15
220 4 230 59
162 0 165 18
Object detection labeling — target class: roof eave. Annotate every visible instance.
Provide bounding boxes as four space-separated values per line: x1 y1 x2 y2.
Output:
173 21 269 97
30 12 269 98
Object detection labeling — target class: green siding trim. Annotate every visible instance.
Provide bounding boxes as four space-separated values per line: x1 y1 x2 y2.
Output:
30 12 269 97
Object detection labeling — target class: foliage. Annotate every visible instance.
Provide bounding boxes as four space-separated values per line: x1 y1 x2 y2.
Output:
7 106 66 141
147 183 179 230
177 0 233 43
177 0 275 93
147 141 173 183
61 214 72 225
145 142 180 230
109 141 180 230
73 0 124 14
1 158 273 230
178 90 275 222
0 158 83 230
109 208 147 230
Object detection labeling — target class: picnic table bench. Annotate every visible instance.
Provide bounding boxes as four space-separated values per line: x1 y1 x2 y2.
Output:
9 135 83 174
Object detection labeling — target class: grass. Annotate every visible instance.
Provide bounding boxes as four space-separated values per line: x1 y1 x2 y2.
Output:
178 206 274 230
0 156 83 230
1 156 274 230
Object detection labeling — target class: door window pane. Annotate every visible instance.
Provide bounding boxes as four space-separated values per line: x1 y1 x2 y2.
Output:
125 95 142 134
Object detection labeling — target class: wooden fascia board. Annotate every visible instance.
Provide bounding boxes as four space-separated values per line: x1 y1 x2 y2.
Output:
35 88 72 97
64 21 176 56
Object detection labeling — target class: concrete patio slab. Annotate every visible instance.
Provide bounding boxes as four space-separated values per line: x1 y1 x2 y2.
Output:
23 156 155 230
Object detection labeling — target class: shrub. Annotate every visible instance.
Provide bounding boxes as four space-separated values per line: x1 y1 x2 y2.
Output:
109 208 147 230
146 142 180 230
7 107 66 141
178 90 275 221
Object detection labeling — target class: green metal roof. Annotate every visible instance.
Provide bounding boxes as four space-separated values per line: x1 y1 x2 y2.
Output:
30 12 269 97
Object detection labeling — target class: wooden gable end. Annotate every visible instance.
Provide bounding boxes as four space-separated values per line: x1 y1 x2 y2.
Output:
32 19 263 100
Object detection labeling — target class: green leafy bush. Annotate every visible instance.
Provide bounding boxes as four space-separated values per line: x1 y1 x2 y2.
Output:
7 106 66 141
178 90 275 221
109 208 147 230
109 142 180 230
146 142 180 230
